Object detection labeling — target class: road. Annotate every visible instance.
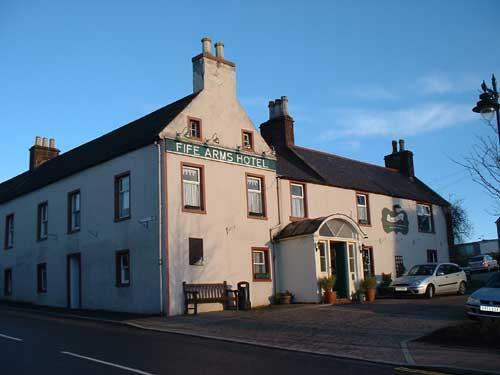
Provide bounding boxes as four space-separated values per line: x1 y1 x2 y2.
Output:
0 307 415 375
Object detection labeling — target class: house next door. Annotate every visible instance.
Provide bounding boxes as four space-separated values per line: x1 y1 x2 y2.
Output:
67 253 81 309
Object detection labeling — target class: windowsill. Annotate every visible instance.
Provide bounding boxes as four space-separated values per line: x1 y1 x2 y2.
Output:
37 237 48 242
253 277 272 282
182 206 206 215
37 290 47 294
67 229 81 235
418 229 435 234
116 283 131 288
115 216 131 223
289 216 307 222
248 213 267 220
358 221 371 227
4 246 13 251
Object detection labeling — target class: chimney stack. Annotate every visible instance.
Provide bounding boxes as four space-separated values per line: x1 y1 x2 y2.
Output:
192 37 235 94
29 136 60 170
260 96 295 150
384 139 414 178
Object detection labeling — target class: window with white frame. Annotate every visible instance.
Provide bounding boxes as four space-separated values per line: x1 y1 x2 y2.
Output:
37 263 47 293
348 243 356 273
68 191 81 232
247 176 264 216
116 251 130 287
395 255 405 277
318 241 327 272
115 173 130 220
242 131 253 149
356 193 370 224
417 203 433 233
4 214 14 249
427 249 438 263
189 119 201 139
182 166 203 210
252 248 270 280
290 183 306 218
37 202 48 240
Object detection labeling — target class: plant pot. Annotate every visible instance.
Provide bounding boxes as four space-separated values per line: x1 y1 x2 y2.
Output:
279 295 291 305
323 291 336 304
366 288 376 302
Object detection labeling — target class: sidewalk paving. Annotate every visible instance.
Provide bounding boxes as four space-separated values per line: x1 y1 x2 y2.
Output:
2 297 499 374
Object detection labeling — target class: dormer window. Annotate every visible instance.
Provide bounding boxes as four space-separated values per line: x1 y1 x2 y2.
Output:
242 130 254 150
188 118 202 140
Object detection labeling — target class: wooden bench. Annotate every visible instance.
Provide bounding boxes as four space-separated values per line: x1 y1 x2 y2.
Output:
183 281 238 315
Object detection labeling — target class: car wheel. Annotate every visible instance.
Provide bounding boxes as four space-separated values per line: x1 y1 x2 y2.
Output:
458 281 466 295
425 285 435 299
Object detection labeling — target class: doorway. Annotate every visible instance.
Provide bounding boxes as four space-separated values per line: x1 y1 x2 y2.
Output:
330 242 349 298
67 253 81 309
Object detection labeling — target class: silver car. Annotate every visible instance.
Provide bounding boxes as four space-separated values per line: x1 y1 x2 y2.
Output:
466 272 500 320
468 255 499 273
390 263 467 298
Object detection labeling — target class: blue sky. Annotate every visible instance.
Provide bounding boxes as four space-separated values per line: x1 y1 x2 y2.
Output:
1 1 499 240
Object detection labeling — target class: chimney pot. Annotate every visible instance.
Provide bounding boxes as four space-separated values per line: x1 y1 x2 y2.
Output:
214 42 224 59
49 138 55 148
201 37 212 54
391 140 398 154
35 136 42 146
399 139 405 151
42 137 48 147
268 101 275 119
281 96 289 116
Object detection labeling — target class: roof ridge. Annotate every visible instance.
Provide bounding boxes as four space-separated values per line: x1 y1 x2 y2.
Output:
292 145 400 173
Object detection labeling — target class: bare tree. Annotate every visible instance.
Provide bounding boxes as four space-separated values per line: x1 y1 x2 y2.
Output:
457 123 500 215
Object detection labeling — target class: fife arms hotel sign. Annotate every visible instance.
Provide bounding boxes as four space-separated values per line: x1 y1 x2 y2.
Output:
166 139 277 171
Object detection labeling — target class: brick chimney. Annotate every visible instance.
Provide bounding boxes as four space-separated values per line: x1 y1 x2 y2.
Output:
29 136 60 170
384 139 414 178
260 96 295 151
192 37 236 95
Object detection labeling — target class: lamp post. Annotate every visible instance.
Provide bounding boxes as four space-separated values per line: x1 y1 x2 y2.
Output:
472 74 500 145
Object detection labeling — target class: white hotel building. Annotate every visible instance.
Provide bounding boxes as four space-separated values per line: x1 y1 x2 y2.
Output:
0 38 452 315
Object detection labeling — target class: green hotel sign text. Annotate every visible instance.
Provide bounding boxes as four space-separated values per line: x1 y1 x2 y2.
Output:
165 139 277 171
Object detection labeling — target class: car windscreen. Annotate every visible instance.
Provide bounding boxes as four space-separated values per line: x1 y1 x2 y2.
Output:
407 265 436 276
469 256 484 262
486 274 500 288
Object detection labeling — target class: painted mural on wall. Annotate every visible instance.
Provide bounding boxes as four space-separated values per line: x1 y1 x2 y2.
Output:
382 205 409 234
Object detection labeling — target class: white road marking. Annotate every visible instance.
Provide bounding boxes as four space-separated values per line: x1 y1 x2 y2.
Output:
0 333 23 342
399 340 415 365
60 351 156 375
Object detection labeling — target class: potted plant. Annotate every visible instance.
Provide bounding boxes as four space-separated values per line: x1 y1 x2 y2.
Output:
277 290 293 304
352 289 366 303
318 275 336 304
361 276 377 302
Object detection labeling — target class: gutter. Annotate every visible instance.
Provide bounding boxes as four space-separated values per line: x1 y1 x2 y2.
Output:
156 142 164 315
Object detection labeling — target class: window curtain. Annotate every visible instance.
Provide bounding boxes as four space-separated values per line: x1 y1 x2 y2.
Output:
248 191 262 214
184 183 200 207
292 197 304 217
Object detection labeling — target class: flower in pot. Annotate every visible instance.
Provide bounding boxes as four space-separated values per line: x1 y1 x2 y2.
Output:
361 276 377 302
318 275 337 304
278 290 294 304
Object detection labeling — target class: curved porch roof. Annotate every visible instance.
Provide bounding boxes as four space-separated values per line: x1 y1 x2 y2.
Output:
275 214 367 241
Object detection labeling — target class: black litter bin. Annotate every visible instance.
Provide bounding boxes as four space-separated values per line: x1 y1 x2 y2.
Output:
237 281 251 310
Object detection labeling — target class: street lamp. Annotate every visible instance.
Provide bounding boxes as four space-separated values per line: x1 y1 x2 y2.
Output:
472 74 500 145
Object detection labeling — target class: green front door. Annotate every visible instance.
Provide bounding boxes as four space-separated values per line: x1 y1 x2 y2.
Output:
331 242 349 298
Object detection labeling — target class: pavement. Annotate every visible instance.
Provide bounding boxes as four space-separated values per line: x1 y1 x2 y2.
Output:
0 306 417 375
2 293 499 375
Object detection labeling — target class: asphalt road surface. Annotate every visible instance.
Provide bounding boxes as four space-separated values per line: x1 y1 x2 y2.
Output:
0 307 436 375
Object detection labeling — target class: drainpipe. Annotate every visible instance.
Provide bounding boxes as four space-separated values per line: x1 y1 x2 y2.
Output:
270 176 283 295
156 141 164 315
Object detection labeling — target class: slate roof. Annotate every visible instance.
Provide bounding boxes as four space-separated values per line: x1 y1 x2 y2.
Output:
274 216 327 240
276 145 449 206
0 93 197 204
